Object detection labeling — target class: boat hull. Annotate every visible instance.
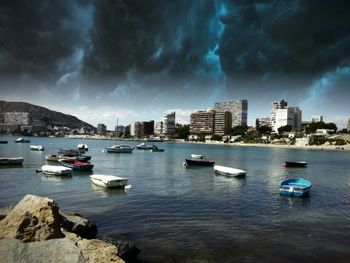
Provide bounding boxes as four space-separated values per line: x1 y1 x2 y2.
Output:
284 161 308 167
185 159 215 166
41 165 72 176
279 178 312 197
0 157 24 165
213 165 246 177
60 160 94 171
90 175 128 188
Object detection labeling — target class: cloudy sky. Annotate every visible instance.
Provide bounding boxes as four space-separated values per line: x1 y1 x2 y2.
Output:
1 0 349 129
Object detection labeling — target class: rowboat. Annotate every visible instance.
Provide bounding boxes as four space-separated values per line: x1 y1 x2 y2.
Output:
190 154 207 159
90 174 128 188
0 140 8 144
59 154 91 162
184 158 215 166
213 165 246 177
284 161 308 167
41 165 72 176
279 178 312 197
59 159 94 171
106 145 133 153
0 157 24 165
30 145 44 151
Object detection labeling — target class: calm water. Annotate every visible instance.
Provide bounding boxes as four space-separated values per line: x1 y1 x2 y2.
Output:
1 135 350 262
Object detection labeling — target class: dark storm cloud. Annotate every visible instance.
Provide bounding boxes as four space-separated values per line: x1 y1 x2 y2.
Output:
218 0 350 80
0 0 349 96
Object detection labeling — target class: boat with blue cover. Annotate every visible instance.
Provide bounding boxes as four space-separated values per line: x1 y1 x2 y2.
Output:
279 178 312 197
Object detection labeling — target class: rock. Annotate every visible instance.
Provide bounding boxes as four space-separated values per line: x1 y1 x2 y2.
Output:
0 238 85 263
61 212 97 239
77 239 124 263
0 203 15 221
115 240 140 263
0 194 64 241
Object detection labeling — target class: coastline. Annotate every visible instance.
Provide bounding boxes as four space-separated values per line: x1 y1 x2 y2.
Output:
63 134 350 152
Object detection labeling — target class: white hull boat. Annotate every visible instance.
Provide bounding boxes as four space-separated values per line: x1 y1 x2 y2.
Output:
106 145 133 153
77 144 88 152
41 165 72 176
46 154 59 162
0 157 24 165
90 174 128 188
213 165 246 177
30 145 44 151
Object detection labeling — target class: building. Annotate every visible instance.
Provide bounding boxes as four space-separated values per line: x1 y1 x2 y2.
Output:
97 123 107 135
115 125 130 136
4 112 30 125
141 120 154 136
348 118 350 132
213 111 232 135
213 100 248 127
311 115 323 123
190 111 214 135
130 122 142 137
154 121 163 135
255 117 270 128
270 100 288 130
273 107 302 132
163 112 176 135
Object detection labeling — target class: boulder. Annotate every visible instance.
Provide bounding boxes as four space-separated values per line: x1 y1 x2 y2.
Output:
61 212 97 239
0 203 15 221
0 238 85 263
77 239 124 263
0 194 64 241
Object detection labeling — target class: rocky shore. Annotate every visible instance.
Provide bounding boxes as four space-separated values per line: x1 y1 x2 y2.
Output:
0 194 139 263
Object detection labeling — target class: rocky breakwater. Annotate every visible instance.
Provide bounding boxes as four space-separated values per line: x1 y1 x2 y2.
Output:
0 194 139 263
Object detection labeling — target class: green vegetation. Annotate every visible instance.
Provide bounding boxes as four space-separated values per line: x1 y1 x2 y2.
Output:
258 125 272 135
175 124 190 139
231 125 248 136
305 121 337 134
278 125 292 134
210 135 222 141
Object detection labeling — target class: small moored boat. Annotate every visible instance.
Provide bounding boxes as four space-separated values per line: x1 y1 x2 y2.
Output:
184 158 215 166
135 142 154 150
77 144 88 152
46 154 59 162
90 174 128 188
213 165 246 177
0 140 8 144
0 157 24 165
279 178 312 197
15 138 30 143
30 145 44 151
284 161 308 167
59 159 94 171
41 165 72 176
150 145 164 152
106 145 133 153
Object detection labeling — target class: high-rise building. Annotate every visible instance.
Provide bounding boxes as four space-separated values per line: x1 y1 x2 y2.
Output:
270 100 288 130
255 117 270 128
97 123 107 135
213 100 247 127
273 107 302 132
163 112 176 135
213 111 232 135
347 118 350 132
190 111 214 135
311 115 323 123
130 122 142 137
154 121 163 135
141 120 154 135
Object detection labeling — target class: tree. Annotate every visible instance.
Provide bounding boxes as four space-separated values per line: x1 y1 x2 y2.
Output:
258 126 272 135
231 125 248 136
210 134 222 141
175 124 190 139
278 125 292 134
325 122 337 132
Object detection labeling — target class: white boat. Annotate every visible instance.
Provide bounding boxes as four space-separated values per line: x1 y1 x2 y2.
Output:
90 174 128 188
30 145 44 151
135 142 153 150
213 165 246 177
191 154 207 159
15 137 30 143
46 154 59 162
106 145 133 153
77 144 88 152
41 165 72 176
0 157 24 165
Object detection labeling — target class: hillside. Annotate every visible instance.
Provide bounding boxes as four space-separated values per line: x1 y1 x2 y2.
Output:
0 101 95 130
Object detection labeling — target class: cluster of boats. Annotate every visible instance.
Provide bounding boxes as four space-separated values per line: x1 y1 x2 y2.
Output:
106 143 164 153
184 154 311 197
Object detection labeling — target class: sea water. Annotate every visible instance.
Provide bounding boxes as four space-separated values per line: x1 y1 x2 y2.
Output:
1 135 350 262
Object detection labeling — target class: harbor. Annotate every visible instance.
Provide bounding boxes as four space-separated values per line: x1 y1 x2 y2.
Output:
1 135 350 262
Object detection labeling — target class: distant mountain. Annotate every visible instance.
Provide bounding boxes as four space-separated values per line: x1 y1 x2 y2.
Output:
0 101 95 130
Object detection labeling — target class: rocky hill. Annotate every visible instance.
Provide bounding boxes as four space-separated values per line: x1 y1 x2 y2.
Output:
0 100 95 130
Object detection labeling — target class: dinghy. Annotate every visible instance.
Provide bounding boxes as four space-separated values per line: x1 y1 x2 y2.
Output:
213 165 246 177
90 174 128 188
279 178 311 197
41 165 72 176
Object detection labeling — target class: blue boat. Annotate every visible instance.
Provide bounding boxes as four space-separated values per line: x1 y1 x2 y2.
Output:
279 178 312 197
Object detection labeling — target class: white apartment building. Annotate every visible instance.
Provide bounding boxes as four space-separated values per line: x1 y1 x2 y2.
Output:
213 100 248 127
163 112 175 135
270 100 288 130
273 107 302 132
311 115 323 123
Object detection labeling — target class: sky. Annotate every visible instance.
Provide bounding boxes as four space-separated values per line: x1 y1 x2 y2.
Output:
1 0 350 129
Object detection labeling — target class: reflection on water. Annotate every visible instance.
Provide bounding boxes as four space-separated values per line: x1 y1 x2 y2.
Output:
1 136 350 262
90 183 127 198
41 174 72 183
